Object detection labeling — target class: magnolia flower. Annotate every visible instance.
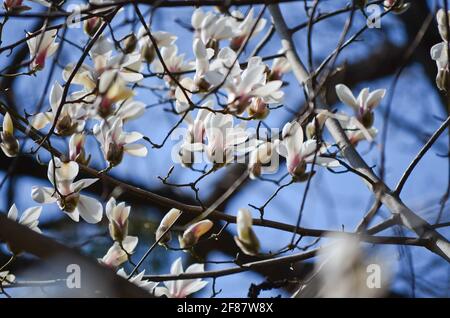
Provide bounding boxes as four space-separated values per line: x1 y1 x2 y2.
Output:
137 26 177 64
248 141 279 179
269 52 291 81
0 271 15 286
152 45 195 85
437 9 450 41
117 269 158 293
1 112 19 157
305 111 329 140
63 36 142 92
7 204 41 233
276 121 339 180
383 0 410 14
335 84 385 127
229 9 267 51
154 258 208 298
201 112 248 167
155 208 182 245
179 219 213 249
30 82 87 136
192 8 234 50
234 209 259 256
431 42 449 91
83 16 102 37
93 116 148 167
31 158 103 223
100 236 138 268
193 38 215 91
27 28 58 70
106 197 130 242
69 133 90 165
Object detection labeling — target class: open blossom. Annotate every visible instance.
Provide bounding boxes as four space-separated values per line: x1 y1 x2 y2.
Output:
0 271 15 286
179 219 213 249
27 28 58 70
152 45 195 87
156 208 182 245
248 141 279 179
8 204 41 233
201 112 248 167
30 82 87 136
106 197 130 242
335 84 385 127
137 26 177 64
69 133 90 165
31 158 102 223
93 116 148 167
276 121 339 180
117 269 158 293
154 258 208 298
229 9 267 51
192 8 234 50
1 112 19 157
100 236 138 268
234 209 259 256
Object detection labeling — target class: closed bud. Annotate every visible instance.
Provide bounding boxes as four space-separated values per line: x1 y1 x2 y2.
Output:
248 98 269 120
141 43 156 64
106 142 124 167
106 198 130 242
234 209 260 256
56 114 78 136
84 17 102 37
156 208 181 245
123 34 138 54
179 219 213 249
1 112 19 157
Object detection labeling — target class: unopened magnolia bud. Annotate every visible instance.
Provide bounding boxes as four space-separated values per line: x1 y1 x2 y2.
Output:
234 209 260 256
248 99 269 120
156 208 181 245
84 17 102 37
56 114 77 136
141 43 156 64
123 34 138 54
230 36 245 52
1 112 19 157
106 142 124 167
179 219 213 249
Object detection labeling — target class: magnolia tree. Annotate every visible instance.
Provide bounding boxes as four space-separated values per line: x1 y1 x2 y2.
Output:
0 0 448 298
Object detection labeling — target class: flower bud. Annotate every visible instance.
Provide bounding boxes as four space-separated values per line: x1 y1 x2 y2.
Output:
69 133 90 165
84 17 102 37
179 219 213 249
156 208 181 245
123 34 138 54
141 43 156 64
106 198 130 242
234 209 260 256
56 114 78 136
0 112 19 157
248 98 269 120
106 142 124 167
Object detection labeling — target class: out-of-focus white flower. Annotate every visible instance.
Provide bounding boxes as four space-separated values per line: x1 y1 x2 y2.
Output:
83 16 102 37
137 26 177 64
27 28 58 70
431 41 450 91
0 112 19 157
335 84 385 127
93 116 147 167
7 204 42 233
437 9 450 41
234 208 259 256
117 269 158 293
100 236 138 268
152 45 194 75
269 52 291 81
156 208 181 245
192 8 234 50
248 141 279 180
179 219 213 249
30 82 87 136
154 258 208 298
201 112 248 167
193 38 215 91
106 197 130 242
229 9 266 51
315 234 389 298
383 0 410 14
276 121 339 180
31 158 102 223
0 271 15 286
305 111 329 140
69 133 90 165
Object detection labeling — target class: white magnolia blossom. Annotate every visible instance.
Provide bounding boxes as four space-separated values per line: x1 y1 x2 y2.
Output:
229 9 267 50
63 36 142 92
431 10 450 91
154 258 208 298
152 45 195 79
248 141 279 179
234 208 260 256
31 158 103 223
156 208 182 245
191 8 234 48
7 204 42 233
0 271 15 286
100 235 138 268
117 269 158 293
335 84 385 127
27 28 58 70
69 133 90 165
93 116 148 167
106 197 130 242
0 112 19 157
193 38 215 91
179 219 213 249
30 82 87 136
276 121 339 179
137 26 177 63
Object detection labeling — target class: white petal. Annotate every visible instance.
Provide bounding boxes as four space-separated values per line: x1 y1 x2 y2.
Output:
335 84 358 110
7 204 18 221
77 195 103 224
31 186 57 204
123 143 148 157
